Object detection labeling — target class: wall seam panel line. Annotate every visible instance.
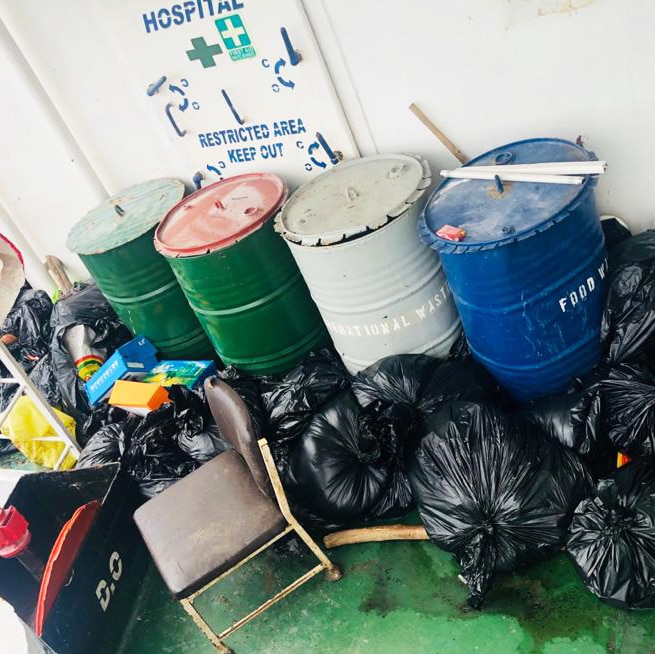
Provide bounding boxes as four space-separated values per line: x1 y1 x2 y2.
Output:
0 17 109 199
302 0 378 156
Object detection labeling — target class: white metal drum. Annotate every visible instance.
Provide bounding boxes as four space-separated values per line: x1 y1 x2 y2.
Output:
276 154 461 373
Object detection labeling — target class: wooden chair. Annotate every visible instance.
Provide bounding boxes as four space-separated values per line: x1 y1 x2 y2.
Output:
134 377 342 653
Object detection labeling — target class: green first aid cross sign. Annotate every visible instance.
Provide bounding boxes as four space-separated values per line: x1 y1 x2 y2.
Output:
215 14 255 61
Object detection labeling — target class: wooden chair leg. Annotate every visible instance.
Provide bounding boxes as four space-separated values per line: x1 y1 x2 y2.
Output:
181 598 233 654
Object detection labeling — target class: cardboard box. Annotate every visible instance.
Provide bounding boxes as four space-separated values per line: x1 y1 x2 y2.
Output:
85 336 159 406
0 465 148 654
108 380 170 415
141 360 217 389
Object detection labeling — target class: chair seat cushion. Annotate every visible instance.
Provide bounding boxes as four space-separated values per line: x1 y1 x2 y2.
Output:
134 450 287 598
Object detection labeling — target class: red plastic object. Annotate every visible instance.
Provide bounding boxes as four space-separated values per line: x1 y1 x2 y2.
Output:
36 500 101 636
0 506 31 558
436 224 467 242
617 452 632 468
0 233 24 266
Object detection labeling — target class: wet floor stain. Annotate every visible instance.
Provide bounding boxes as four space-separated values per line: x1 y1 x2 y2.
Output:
117 537 655 654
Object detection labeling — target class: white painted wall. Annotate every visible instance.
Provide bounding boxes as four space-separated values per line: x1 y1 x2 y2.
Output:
0 0 356 288
1 0 654 292
308 0 655 231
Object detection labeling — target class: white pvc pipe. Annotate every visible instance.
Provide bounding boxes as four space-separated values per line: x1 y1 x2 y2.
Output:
440 170 585 185
459 161 606 175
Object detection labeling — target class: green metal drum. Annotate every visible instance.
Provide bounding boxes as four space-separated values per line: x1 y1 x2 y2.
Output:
67 178 214 360
154 173 327 374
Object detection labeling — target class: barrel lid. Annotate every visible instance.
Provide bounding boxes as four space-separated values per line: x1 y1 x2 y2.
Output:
419 138 598 253
67 178 185 255
276 154 431 246
155 173 287 257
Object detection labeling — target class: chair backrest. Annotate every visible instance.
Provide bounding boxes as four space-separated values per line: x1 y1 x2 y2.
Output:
204 377 274 499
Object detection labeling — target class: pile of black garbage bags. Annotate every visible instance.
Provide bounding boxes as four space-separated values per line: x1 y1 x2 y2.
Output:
77 385 229 498
5 221 655 614
0 283 133 452
0 281 232 496
212 220 655 613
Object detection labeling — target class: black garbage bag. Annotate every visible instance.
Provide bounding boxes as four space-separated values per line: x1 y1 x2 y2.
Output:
217 366 266 437
0 440 17 456
127 411 199 498
76 423 125 468
261 348 349 444
520 384 614 478
410 402 591 609
77 386 219 497
0 359 19 413
0 346 21 455
172 385 230 464
0 376 17 453
27 355 62 409
286 391 416 527
0 288 53 372
447 331 470 360
0 287 55 448
50 284 131 421
177 421 229 464
567 457 655 610
601 231 655 364
600 362 655 457
352 354 502 421
79 403 129 447
127 385 220 496
601 217 632 253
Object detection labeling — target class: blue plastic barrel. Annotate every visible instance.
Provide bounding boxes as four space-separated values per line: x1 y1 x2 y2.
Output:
419 138 606 401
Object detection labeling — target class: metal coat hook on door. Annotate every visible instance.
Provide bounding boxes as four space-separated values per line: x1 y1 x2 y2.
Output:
316 132 340 165
221 89 245 125
280 27 302 66
165 103 186 137
192 172 204 190
146 76 167 96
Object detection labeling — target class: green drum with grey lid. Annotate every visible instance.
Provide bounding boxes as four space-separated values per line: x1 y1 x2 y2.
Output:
66 178 214 360
154 173 327 374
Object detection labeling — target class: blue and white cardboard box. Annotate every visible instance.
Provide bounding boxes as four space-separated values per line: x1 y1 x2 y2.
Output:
85 336 159 406
140 360 217 389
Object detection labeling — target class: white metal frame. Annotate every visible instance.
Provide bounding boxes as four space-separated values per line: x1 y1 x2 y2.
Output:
0 342 80 470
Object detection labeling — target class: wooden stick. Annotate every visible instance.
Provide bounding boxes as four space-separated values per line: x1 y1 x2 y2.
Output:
323 524 429 549
440 169 584 185
409 103 468 164
45 256 73 294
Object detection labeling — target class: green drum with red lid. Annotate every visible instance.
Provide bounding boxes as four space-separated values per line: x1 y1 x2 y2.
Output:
154 173 327 374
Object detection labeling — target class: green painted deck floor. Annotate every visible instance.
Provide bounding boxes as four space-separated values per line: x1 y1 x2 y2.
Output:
116 535 654 654
3 451 654 654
